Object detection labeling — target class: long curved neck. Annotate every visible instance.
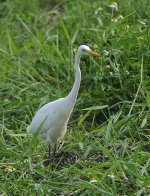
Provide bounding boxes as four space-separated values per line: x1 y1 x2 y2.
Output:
66 52 81 107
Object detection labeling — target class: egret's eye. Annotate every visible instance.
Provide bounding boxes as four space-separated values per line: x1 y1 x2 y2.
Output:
82 49 86 52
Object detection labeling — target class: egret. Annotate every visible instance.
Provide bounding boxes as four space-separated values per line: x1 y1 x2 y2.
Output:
28 45 99 159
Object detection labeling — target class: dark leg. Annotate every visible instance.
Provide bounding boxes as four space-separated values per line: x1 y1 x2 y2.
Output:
51 143 57 172
48 144 51 160
53 143 57 158
43 144 51 166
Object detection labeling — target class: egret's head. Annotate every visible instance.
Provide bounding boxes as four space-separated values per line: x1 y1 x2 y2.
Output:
78 45 100 57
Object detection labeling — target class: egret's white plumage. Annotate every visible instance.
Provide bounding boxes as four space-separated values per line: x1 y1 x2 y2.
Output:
28 45 99 147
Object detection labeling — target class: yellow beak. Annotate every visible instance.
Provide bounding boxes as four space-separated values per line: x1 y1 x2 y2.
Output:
86 50 100 57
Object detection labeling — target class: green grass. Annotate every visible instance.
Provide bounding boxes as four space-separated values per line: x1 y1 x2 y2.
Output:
0 0 150 195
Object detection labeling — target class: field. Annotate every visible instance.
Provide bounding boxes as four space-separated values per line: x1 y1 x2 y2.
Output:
0 0 150 195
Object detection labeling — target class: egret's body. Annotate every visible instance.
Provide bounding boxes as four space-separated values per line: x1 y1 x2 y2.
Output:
28 45 99 155
28 97 73 143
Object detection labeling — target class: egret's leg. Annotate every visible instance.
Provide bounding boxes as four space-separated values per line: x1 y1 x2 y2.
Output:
51 144 57 172
48 144 51 160
43 144 51 166
53 143 57 158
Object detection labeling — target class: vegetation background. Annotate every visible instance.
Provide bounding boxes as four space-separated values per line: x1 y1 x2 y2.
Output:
0 0 150 195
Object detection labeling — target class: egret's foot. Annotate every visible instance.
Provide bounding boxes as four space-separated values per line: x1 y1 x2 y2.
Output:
43 151 77 168
55 151 77 167
63 151 77 164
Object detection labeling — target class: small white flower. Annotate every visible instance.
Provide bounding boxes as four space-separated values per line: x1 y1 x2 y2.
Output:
108 2 118 11
89 179 97 183
138 20 146 25
103 50 109 56
107 174 115 179
24 159 29 163
111 18 118 23
4 166 16 172
118 15 124 19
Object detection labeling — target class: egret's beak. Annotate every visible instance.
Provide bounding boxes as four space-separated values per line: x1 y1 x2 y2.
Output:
86 50 100 57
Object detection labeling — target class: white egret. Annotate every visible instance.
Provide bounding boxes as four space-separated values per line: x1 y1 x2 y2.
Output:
28 45 99 158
